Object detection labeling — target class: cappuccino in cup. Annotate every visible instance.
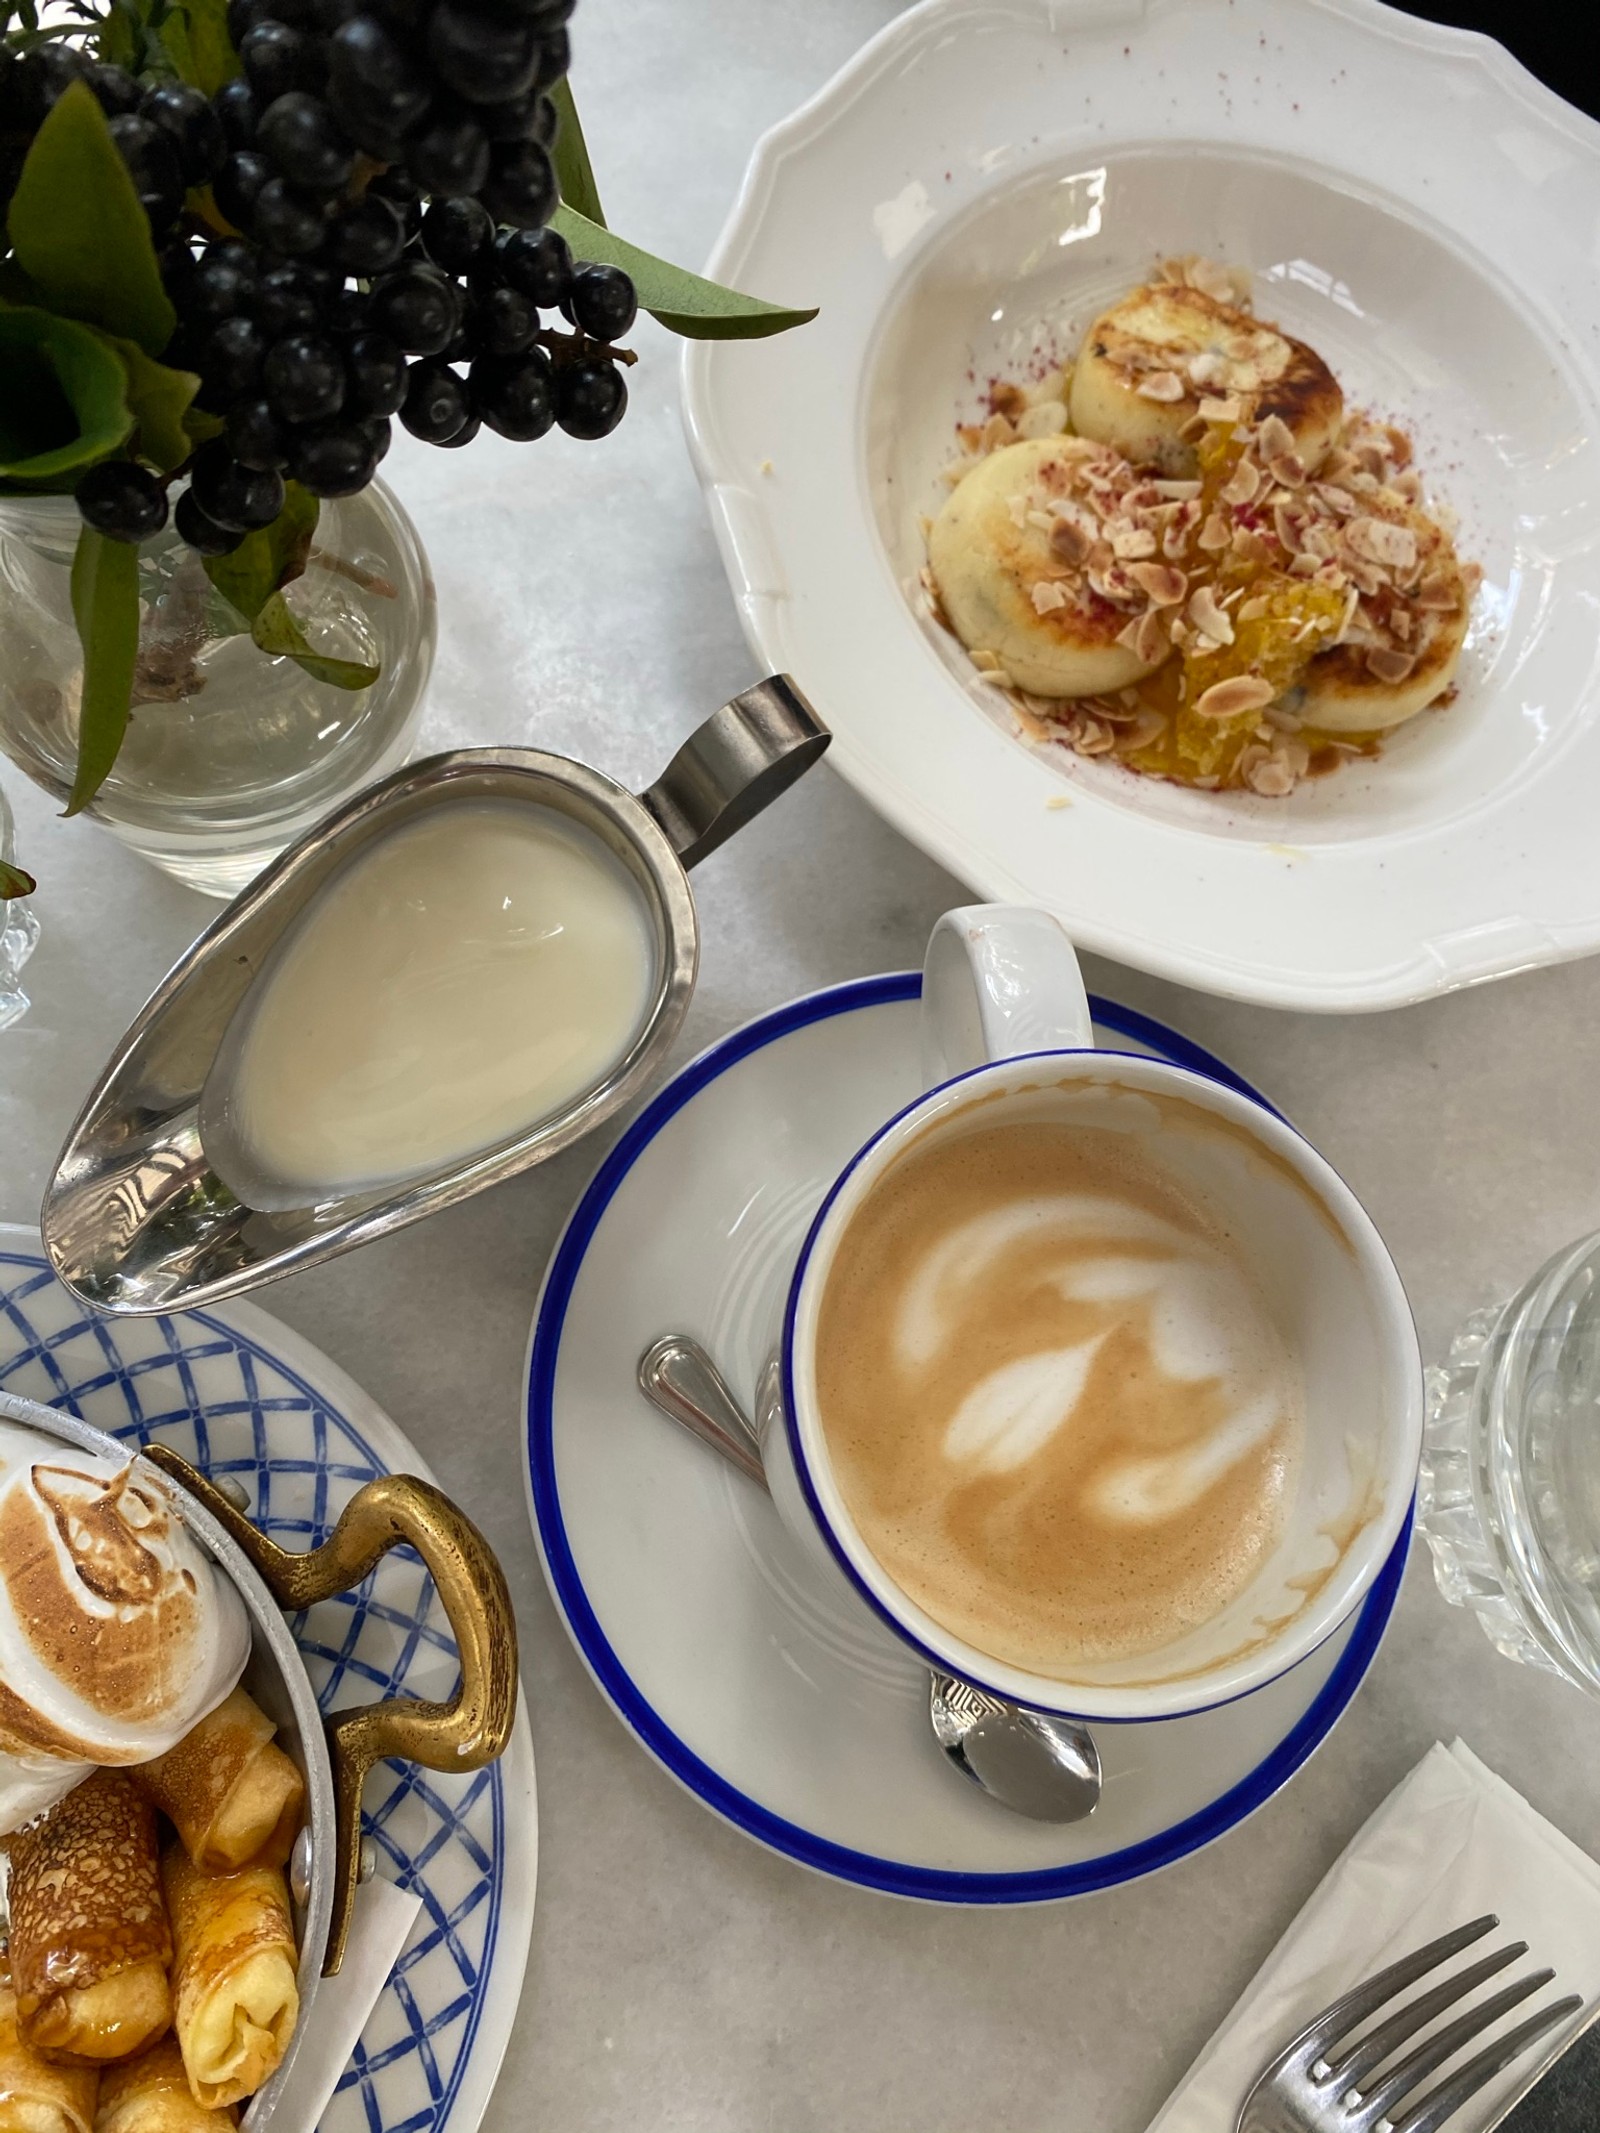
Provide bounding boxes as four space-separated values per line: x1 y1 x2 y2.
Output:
815 1108 1303 1675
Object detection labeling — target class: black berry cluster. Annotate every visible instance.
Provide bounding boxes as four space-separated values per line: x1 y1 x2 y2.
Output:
0 0 633 556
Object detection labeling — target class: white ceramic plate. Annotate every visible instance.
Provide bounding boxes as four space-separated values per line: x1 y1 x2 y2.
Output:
0 1227 536 2133
524 979 1407 1900
683 0 1600 1011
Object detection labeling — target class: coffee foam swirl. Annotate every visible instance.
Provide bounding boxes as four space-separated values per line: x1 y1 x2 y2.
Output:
0 1423 250 1830
816 1120 1301 1674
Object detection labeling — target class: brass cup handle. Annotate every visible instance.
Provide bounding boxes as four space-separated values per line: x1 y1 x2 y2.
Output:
146 1447 519 1975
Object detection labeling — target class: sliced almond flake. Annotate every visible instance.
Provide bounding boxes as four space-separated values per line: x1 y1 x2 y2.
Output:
1390 607 1414 643
1192 633 1222 656
1198 395 1243 424
1134 609 1171 663
1074 716 1117 756
1365 644 1417 683
1237 595 1269 622
1313 482 1357 518
1121 707 1169 749
1025 508 1056 531
1266 451 1307 489
1110 524 1159 560
1179 414 1210 444
969 648 1003 671
1007 494 1028 528
1287 553 1321 578
1232 525 1276 567
1336 584 1361 642
1127 560 1186 606
1220 457 1263 508
1273 502 1303 553
1187 582 1234 644
1415 571 1459 611
1153 478 1204 501
1116 615 1147 653
1135 370 1187 403
1017 401 1068 441
1031 580 1070 614
1346 516 1418 570
1193 673 1275 721
1265 705 1304 733
1197 511 1232 554
1257 414 1296 460
980 412 1017 452
1246 753 1298 797
1050 518 1094 565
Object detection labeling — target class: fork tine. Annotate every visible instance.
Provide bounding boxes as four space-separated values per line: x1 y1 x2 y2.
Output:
1328 1945 1527 2091
1352 1968 1554 2123
1386 1994 1584 2133
1290 1917 1500 2060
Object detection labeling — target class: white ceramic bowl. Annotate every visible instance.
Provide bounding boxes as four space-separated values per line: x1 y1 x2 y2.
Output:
683 0 1600 1010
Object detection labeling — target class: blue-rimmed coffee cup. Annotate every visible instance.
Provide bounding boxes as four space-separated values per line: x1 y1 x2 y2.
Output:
751 904 1421 1724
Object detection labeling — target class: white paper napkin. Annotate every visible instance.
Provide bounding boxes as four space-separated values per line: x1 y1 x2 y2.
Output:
267 1873 423 2130
1148 1740 1600 2133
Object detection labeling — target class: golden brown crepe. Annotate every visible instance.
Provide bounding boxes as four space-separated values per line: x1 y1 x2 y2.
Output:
93 2036 236 2132
162 1850 298 2110
4 1772 172 2065
131 1689 304 1875
0 1966 98 2133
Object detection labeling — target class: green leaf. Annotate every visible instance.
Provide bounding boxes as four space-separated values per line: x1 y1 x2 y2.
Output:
8 82 178 358
105 336 199 471
0 860 36 901
0 305 133 484
252 590 379 691
203 481 319 622
97 0 141 67
67 526 141 815
549 204 817 341
161 0 239 94
550 78 604 228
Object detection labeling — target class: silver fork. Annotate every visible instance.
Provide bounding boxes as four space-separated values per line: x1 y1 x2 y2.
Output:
1238 1916 1583 2133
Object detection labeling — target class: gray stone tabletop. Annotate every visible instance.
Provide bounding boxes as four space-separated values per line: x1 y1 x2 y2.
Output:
4 3 1600 2126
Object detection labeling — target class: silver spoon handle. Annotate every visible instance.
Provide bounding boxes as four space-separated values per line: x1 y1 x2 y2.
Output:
638 1334 769 1488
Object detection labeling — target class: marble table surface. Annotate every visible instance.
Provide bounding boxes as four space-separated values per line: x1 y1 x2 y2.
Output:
6 2 1600 2125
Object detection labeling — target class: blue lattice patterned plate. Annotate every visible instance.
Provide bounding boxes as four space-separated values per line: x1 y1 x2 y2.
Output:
0 1225 537 2133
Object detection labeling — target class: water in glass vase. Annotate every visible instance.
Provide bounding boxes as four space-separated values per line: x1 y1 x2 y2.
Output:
0 484 435 896
1421 1232 1600 1701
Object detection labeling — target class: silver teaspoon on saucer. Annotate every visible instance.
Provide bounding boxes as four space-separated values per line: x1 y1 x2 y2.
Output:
637 1332 1102 1826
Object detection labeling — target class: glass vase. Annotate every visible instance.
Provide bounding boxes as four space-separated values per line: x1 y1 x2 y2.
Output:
0 481 436 897
1419 1232 1600 1703
0 778 39 1030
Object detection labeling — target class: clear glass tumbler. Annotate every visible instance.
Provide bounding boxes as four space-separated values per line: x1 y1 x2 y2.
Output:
0 482 435 898
1420 1233 1600 1701
0 779 39 1031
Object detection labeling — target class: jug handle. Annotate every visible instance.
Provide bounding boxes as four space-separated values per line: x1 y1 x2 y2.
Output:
639 674 830 870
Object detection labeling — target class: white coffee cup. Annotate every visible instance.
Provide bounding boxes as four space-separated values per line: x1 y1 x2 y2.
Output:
754 904 1422 1723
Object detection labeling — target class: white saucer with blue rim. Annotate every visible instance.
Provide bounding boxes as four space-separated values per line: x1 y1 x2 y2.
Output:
0 1226 537 2133
524 977 1408 1903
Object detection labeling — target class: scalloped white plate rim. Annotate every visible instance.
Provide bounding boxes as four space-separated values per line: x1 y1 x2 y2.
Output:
681 0 1600 1012
0 1221 537 2133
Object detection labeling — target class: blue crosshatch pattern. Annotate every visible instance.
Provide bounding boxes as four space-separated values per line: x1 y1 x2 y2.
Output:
0 1247 505 2133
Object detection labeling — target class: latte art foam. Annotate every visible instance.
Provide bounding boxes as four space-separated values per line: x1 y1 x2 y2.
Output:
815 1119 1302 1673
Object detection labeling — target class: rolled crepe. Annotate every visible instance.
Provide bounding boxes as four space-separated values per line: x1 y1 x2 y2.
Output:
93 2037 236 2132
4 1771 172 2064
162 1850 298 2110
130 1689 304 1875
0 1967 97 2133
